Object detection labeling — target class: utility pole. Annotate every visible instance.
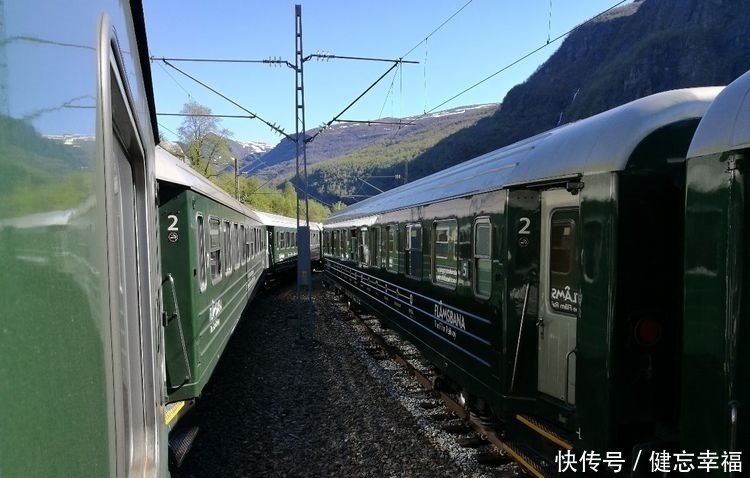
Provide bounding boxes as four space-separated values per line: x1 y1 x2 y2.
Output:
294 4 314 342
233 156 239 200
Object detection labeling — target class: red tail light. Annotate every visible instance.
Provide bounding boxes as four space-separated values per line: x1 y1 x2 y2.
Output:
635 318 661 346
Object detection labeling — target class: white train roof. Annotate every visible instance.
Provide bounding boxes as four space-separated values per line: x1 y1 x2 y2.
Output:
155 145 263 223
328 87 722 226
254 210 323 231
688 70 750 158
254 210 300 228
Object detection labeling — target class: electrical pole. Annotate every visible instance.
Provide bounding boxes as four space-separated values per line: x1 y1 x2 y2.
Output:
234 156 239 200
294 4 314 342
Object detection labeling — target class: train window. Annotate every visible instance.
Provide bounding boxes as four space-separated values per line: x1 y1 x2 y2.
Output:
386 226 397 272
240 225 246 265
432 219 458 288
224 220 233 276
369 227 379 267
549 211 578 315
233 223 240 269
406 224 422 279
278 231 283 249
359 228 369 265
251 227 257 259
349 229 358 260
209 217 222 282
197 214 207 291
474 218 491 298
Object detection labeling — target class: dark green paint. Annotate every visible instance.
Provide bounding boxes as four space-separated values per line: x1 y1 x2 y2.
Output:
683 151 748 466
160 187 263 402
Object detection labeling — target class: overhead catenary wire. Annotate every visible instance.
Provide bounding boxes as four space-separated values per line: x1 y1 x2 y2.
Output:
399 0 475 60
157 58 295 142
150 1 627 149
425 0 629 114
156 60 192 99
374 1 473 120
301 0 467 136
306 60 403 143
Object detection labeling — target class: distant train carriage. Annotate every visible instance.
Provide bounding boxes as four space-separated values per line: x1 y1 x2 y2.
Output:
324 87 722 475
310 221 324 270
156 146 267 408
256 211 304 279
682 70 750 463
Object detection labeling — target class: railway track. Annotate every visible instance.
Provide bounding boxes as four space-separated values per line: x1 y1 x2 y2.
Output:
332 288 529 478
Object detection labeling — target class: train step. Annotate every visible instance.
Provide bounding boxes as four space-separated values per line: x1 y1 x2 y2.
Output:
164 399 194 430
169 425 200 468
515 414 573 451
502 439 557 478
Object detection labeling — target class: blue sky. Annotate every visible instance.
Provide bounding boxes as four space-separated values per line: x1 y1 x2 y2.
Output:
143 1 633 146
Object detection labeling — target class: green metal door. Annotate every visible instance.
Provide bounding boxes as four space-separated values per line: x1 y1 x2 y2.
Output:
504 189 540 399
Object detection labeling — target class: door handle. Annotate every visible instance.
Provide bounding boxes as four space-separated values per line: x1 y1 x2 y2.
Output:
536 317 544 338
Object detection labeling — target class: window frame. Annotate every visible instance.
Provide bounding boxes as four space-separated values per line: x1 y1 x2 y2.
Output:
431 218 458 289
386 225 398 273
223 219 233 276
405 223 422 280
548 210 579 316
473 216 492 298
196 213 207 292
208 215 222 284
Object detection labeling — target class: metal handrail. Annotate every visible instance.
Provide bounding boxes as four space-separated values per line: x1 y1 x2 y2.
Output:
162 273 192 391
510 282 531 392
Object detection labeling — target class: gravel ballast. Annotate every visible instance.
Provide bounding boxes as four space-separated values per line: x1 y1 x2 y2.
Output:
174 274 520 478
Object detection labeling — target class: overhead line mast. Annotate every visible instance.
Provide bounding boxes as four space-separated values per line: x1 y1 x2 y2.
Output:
293 4 314 342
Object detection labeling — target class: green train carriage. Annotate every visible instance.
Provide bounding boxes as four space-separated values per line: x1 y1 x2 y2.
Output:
156 146 267 407
0 1 167 476
324 86 722 476
682 69 750 470
256 210 304 279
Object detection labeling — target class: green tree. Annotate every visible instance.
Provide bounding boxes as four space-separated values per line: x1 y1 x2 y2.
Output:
177 100 232 177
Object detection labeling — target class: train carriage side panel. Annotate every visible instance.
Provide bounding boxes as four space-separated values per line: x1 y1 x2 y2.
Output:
502 188 541 411
574 172 618 456
156 147 265 404
683 69 750 460
158 184 200 400
0 1 165 476
324 86 722 475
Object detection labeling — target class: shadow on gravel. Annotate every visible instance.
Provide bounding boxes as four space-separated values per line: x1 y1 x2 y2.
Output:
173 274 470 478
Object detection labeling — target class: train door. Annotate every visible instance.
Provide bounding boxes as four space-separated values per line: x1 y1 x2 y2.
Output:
538 188 580 405
504 189 540 397
99 16 161 477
